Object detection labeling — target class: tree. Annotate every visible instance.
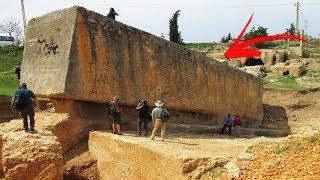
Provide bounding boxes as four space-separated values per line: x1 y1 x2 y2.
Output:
169 10 184 44
0 19 21 37
0 19 22 45
243 26 268 40
221 33 232 43
286 23 295 35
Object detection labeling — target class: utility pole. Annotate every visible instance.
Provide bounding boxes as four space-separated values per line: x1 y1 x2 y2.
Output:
295 2 300 35
304 20 308 40
300 30 304 57
21 0 27 34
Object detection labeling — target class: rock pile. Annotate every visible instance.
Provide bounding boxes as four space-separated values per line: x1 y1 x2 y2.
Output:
238 135 320 179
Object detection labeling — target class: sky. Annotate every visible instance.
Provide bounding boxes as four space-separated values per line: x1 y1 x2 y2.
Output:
0 0 320 43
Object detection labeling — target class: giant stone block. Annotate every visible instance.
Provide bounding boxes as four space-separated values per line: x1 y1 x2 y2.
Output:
21 6 263 126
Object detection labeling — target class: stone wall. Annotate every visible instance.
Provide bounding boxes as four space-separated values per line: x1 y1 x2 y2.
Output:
21 6 263 127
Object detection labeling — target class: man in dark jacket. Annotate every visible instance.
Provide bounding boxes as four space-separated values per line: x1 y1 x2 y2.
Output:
15 67 21 79
136 100 150 136
107 7 119 20
12 83 39 133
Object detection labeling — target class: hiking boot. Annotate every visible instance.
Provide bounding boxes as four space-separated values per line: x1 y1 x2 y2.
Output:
29 129 37 134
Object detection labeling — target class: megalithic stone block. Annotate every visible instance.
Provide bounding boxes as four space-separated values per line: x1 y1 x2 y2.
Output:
21 6 263 126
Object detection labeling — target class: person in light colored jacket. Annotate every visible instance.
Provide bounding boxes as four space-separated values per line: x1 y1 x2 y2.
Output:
150 100 169 141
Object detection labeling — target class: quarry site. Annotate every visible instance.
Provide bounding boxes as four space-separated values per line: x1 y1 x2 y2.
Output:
1 6 320 180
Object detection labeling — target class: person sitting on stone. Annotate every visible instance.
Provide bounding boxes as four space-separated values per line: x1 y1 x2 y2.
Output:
136 100 151 137
220 114 233 136
107 7 119 20
233 115 242 137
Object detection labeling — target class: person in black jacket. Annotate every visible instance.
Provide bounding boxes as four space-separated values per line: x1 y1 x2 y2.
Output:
15 67 21 79
136 100 151 136
107 7 119 20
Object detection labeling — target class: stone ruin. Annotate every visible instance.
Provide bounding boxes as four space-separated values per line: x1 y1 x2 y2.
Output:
260 50 306 76
21 6 264 128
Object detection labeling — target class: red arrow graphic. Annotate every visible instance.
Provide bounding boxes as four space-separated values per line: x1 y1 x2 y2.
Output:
224 13 308 59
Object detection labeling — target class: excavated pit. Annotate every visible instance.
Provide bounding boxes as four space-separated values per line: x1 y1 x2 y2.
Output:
244 58 264 66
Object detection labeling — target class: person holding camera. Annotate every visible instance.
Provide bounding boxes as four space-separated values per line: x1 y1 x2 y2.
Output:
136 100 151 136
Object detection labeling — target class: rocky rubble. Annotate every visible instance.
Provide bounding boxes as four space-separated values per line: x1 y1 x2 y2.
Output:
237 135 320 179
0 112 100 179
2 131 63 180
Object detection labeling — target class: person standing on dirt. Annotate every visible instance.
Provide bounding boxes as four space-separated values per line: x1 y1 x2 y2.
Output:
109 96 123 135
12 83 39 133
150 100 169 141
107 7 119 20
233 115 242 137
220 114 233 135
136 100 151 137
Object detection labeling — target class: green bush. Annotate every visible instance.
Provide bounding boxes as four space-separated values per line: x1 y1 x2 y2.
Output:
303 135 319 142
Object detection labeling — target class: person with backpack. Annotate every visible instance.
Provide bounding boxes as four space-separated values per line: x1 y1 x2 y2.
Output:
109 96 123 135
11 83 39 133
220 114 234 136
136 100 151 137
233 115 242 137
150 100 169 141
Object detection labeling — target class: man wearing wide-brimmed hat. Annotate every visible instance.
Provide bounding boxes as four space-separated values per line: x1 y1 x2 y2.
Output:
150 100 169 141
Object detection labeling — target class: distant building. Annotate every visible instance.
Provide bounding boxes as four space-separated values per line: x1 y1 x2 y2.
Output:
0 36 14 47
